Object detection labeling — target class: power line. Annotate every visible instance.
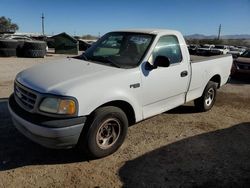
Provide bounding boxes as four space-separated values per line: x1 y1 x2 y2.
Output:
217 24 221 40
41 13 45 36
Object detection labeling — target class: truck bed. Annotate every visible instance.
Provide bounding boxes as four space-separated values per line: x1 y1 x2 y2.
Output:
191 54 232 63
186 54 232 103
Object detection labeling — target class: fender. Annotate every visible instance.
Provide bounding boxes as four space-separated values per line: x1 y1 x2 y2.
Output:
76 88 143 122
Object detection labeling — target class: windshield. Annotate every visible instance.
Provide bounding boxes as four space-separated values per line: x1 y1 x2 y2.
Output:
241 50 250 58
81 32 154 68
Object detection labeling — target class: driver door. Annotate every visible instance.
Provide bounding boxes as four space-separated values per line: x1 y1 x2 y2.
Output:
141 35 190 118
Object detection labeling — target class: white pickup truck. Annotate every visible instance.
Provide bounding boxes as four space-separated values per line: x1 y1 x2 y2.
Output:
8 29 232 158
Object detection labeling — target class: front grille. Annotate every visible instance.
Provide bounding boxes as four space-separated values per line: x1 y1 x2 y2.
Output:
236 62 250 70
14 83 37 111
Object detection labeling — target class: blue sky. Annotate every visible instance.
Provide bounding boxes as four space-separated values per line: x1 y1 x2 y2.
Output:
1 0 250 36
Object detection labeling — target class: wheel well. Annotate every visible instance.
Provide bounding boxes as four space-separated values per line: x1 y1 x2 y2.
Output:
210 75 221 88
99 101 136 126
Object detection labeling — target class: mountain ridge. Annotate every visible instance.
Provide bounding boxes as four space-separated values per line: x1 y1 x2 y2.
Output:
185 34 250 39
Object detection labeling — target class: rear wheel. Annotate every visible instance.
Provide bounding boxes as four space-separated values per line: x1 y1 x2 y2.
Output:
78 106 128 158
194 81 217 112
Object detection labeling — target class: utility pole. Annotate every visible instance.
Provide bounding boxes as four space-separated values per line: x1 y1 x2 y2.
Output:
217 24 221 40
41 13 45 36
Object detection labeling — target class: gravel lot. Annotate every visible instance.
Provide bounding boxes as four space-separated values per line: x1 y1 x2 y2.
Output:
0 55 250 187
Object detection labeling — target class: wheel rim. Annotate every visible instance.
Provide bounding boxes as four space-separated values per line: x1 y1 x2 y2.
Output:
96 118 121 149
205 88 215 106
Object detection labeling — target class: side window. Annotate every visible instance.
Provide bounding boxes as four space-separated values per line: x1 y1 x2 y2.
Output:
151 35 182 64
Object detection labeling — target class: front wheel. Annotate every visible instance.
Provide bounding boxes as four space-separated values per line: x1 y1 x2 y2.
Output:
78 106 128 158
194 81 217 112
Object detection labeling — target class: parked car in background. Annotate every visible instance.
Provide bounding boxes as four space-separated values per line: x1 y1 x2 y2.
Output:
228 46 246 58
196 44 214 56
237 46 247 54
236 46 247 50
231 49 250 76
210 45 230 55
188 44 200 55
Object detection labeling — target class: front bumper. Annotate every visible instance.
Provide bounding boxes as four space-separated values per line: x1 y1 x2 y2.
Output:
8 94 86 149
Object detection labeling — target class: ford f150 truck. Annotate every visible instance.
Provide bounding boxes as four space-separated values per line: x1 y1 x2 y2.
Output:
8 29 232 158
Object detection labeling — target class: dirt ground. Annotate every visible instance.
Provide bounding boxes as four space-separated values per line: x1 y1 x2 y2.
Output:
0 55 250 187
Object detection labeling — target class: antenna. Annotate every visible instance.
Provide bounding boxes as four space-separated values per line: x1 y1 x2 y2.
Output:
41 13 45 36
217 24 221 40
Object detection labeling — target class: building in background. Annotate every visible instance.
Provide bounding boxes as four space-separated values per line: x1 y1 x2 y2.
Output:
52 32 78 55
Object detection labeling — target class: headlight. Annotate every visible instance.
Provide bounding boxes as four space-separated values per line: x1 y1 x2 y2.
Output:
39 97 77 115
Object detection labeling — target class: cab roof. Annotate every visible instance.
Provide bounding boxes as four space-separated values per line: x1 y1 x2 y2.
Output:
114 28 180 36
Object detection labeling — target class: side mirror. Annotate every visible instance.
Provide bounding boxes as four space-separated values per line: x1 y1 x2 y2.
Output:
145 61 156 70
154 56 170 68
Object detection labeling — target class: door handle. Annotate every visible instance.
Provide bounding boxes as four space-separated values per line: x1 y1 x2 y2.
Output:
181 71 188 77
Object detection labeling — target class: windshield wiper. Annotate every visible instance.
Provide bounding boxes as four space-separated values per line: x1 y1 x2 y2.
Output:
81 53 88 60
85 56 121 68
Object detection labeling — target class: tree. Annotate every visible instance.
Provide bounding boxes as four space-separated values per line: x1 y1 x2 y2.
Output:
0 16 19 33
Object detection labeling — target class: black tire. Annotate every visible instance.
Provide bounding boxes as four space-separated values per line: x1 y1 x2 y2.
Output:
78 106 128 158
0 48 16 57
0 39 18 48
23 41 47 50
24 49 46 58
194 81 217 112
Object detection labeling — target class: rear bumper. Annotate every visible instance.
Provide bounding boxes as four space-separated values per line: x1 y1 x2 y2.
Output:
8 94 86 149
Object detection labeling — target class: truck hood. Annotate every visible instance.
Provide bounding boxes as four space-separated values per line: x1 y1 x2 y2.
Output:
16 58 122 94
